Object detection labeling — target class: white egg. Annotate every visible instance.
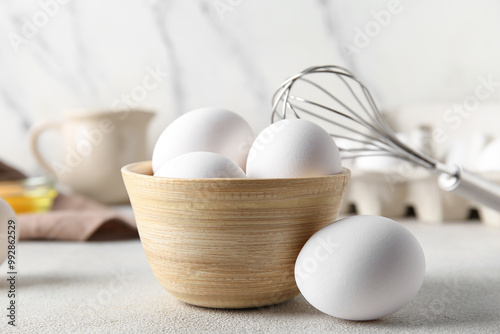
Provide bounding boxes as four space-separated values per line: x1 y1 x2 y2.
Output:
295 215 425 321
154 152 246 179
0 198 17 265
246 119 342 178
152 107 254 173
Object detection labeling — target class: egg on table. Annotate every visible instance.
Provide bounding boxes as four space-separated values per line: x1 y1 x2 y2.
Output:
295 215 425 321
152 107 254 173
154 152 246 179
246 119 342 178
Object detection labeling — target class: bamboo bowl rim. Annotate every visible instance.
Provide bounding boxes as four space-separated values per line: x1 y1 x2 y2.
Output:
122 161 351 183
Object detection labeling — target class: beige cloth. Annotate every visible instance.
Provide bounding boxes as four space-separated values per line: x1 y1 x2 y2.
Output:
18 194 138 241
0 159 137 241
0 160 26 181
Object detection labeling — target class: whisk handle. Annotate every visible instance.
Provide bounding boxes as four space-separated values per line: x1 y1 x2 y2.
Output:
438 166 500 211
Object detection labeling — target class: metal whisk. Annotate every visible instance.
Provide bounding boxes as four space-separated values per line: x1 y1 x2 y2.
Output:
271 65 500 211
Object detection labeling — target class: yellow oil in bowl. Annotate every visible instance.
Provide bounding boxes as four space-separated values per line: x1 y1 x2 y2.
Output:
0 176 58 214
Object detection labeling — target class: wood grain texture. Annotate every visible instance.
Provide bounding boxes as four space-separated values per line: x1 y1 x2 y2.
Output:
122 161 350 309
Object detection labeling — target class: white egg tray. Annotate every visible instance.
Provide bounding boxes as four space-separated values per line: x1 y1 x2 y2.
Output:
340 170 500 227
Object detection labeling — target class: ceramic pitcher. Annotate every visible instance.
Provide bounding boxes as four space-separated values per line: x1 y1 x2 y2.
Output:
30 109 154 204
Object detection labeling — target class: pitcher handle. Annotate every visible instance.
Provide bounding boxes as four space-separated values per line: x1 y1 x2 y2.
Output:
29 121 62 175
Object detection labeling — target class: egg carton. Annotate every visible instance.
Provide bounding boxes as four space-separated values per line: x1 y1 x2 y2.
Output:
340 170 500 227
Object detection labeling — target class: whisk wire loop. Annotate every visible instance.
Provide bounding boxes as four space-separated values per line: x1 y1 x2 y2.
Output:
272 65 439 173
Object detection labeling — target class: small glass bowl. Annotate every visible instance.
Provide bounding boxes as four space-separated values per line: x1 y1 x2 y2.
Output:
0 176 58 214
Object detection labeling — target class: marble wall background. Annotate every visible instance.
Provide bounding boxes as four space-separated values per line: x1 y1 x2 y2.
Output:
1 0 499 175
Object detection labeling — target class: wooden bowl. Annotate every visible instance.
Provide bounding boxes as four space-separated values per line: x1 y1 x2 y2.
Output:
122 161 350 309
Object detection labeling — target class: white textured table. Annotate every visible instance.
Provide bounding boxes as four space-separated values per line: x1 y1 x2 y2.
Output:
1 220 499 333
